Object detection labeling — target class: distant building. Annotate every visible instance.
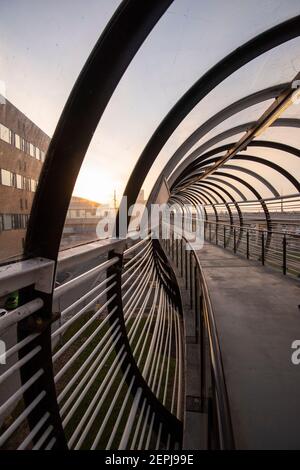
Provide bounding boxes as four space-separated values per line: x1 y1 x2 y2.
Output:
62 196 104 247
0 96 49 262
0 97 109 260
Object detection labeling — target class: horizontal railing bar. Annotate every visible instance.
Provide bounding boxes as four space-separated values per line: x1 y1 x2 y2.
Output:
106 376 135 450
5 333 39 361
52 281 116 339
81 359 130 451
32 425 54 450
54 306 117 381
59 326 121 416
44 437 56 450
70 349 127 449
54 273 116 319
58 238 124 272
123 235 151 257
0 299 43 332
17 411 50 450
57 319 119 405
0 369 44 418
119 387 143 450
122 241 152 275
0 258 55 297
0 391 46 448
54 257 118 300
0 346 41 386
52 295 116 362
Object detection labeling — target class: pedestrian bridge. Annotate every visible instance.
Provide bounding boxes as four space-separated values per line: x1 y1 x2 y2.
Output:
169 240 300 449
0 1 300 451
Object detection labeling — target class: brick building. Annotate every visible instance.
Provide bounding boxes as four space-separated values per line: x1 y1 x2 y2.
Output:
0 95 50 262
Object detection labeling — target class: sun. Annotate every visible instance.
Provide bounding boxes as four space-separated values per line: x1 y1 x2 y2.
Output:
73 166 123 204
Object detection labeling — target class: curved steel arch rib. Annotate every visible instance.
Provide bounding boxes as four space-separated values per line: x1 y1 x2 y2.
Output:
17 0 175 451
123 15 300 220
172 141 300 195
206 176 247 201
177 160 280 199
177 189 219 224
149 84 288 198
183 184 235 244
221 165 280 198
168 118 300 187
211 171 272 236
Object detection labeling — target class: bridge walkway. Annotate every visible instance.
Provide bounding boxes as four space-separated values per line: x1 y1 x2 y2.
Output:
175 242 300 449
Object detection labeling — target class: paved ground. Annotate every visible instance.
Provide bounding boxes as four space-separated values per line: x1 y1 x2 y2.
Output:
196 242 300 449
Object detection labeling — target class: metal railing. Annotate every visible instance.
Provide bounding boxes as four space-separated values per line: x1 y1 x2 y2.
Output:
204 220 300 277
0 237 183 450
161 228 235 450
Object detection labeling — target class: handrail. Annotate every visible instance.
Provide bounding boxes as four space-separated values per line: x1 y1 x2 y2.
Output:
203 219 300 238
181 234 235 449
0 234 183 450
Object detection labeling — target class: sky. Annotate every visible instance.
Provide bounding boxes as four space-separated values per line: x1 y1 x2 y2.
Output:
1 0 300 204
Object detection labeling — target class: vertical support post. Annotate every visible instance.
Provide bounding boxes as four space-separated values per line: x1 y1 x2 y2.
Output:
261 231 265 266
194 265 198 344
233 228 237 254
246 229 250 259
223 226 226 249
200 293 206 412
18 291 68 449
181 239 183 276
215 223 218 245
209 223 212 242
185 247 188 289
283 234 287 275
172 231 174 261
190 251 193 309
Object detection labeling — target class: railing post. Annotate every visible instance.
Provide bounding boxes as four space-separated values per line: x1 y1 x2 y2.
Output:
233 228 237 254
172 231 174 260
181 239 183 276
199 293 206 412
190 251 193 309
194 264 198 344
246 229 250 259
283 234 287 275
215 223 218 245
261 231 265 266
185 247 188 289
223 226 226 249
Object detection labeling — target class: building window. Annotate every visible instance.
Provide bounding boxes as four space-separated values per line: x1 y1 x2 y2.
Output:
15 134 21 150
31 179 36 192
21 138 26 152
29 143 35 158
16 174 22 189
20 198 23 210
25 199 28 210
1 169 12 186
0 123 11 144
40 150 45 162
3 214 13 230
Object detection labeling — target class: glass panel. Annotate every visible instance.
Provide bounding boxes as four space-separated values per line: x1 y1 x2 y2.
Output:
16 174 22 189
0 123 11 144
1 168 12 186
15 133 21 149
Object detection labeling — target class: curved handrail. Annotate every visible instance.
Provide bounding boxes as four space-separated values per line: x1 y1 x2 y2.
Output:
181 234 235 449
